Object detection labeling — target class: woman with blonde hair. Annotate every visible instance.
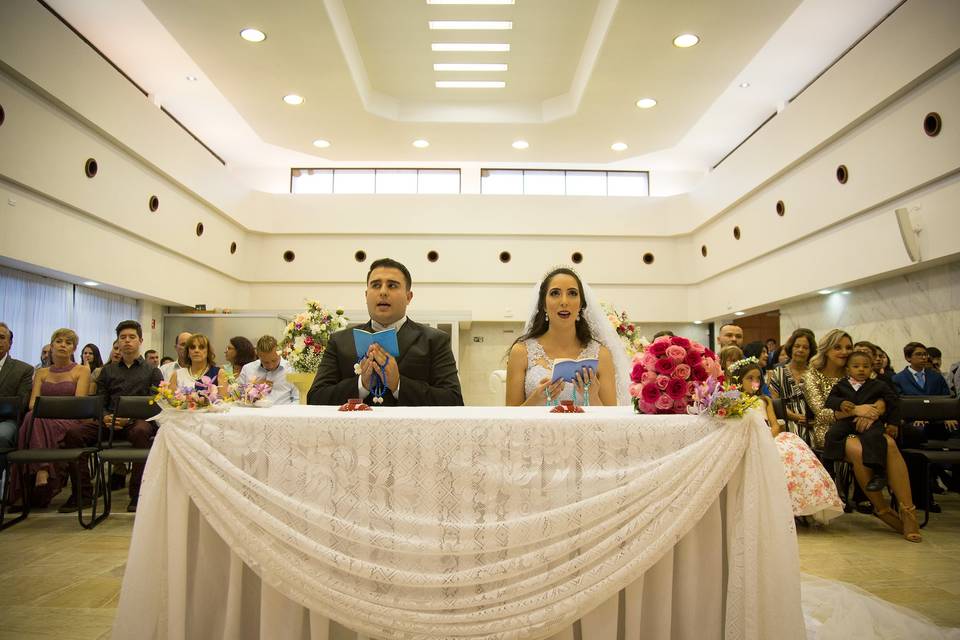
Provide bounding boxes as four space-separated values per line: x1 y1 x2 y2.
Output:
804 328 921 542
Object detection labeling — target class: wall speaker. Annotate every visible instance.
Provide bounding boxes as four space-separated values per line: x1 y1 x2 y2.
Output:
895 207 921 263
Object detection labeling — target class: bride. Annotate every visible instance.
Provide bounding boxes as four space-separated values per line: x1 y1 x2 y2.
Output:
505 267 631 406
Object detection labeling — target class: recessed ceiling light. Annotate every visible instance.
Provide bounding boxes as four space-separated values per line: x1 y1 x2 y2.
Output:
841 290 851 295
433 63 508 72
635 97 657 109
611 142 628 151
817 289 833 295
693 320 703 325
429 20 512 30
412 139 430 148
431 43 510 52
283 94 305 105
511 140 529 149
312 139 331 148
673 33 700 48
426 0 515 4
739 82 751 88
82 281 99 287
185 75 198 82
733 311 745 317
435 80 505 88
240 28 266 43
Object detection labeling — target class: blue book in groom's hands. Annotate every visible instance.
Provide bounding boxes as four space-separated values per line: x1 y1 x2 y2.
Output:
353 328 400 359
550 358 599 383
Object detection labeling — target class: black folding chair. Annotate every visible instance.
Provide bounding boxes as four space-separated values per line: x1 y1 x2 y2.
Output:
0 396 24 527
2 396 106 530
97 396 160 517
898 396 960 527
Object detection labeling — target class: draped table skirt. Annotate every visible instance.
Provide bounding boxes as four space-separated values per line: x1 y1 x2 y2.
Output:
113 406 804 640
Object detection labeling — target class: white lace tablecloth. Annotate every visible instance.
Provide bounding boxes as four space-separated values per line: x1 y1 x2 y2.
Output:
113 406 804 640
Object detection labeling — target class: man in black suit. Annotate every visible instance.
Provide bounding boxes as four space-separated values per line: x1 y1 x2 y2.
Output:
0 322 34 450
307 258 463 406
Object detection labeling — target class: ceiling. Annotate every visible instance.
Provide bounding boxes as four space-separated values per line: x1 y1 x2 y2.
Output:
46 0 899 176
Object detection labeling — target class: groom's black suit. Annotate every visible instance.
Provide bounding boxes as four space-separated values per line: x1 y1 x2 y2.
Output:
306 319 463 406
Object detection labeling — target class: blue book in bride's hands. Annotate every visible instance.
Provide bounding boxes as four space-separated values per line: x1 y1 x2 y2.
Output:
353 327 400 358
550 358 599 383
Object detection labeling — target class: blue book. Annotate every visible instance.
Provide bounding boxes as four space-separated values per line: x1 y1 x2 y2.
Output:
550 358 599 383
353 327 400 359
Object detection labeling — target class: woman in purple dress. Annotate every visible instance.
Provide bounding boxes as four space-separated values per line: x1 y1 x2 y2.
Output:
11 328 91 507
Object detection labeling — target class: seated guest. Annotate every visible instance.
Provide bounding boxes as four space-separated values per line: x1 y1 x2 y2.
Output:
949 359 960 396
652 330 674 339
91 340 120 393
143 349 160 368
893 342 951 396
769 328 816 441
168 334 228 397
61 320 161 513
160 356 174 366
160 332 192 381
223 336 256 377
719 345 744 377
34 343 51 372
10 328 90 508
730 358 842 524
824 351 899 491
81 343 104 373
237 336 299 405
926 347 943 374
0 322 34 451
506 267 628 406
308 258 463 406
874 347 896 385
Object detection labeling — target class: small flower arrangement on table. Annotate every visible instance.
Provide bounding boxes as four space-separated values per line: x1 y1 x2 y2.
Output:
601 303 649 356
629 335 723 414
231 381 275 408
151 377 228 412
280 301 349 373
693 376 762 419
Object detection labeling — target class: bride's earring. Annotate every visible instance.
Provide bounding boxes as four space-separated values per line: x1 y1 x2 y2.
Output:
544 311 549 322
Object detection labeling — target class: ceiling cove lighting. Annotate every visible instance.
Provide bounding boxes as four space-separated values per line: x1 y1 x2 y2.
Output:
673 33 700 48
841 290 852 295
432 43 510 52
427 0 515 4
283 94 305 105
611 142 628 151
817 289 833 295
739 81 751 88
429 20 512 30
733 311 746 317
312 139 331 148
82 281 100 287
185 75 198 82
434 63 508 72
436 80 505 88
635 97 657 109
693 320 703 325
511 140 529 149
412 139 430 148
239 28 266 43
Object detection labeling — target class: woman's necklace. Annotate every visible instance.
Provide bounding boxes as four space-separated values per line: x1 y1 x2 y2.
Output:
189 364 207 378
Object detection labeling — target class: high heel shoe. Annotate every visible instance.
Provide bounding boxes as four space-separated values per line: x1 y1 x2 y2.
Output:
899 505 922 543
873 507 903 534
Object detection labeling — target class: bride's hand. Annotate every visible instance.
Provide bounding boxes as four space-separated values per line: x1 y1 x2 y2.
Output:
574 367 599 404
525 377 564 406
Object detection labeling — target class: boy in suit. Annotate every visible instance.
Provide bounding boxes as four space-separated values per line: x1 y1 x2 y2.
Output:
825 351 900 491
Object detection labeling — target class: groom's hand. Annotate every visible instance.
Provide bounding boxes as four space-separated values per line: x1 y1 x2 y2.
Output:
358 356 375 390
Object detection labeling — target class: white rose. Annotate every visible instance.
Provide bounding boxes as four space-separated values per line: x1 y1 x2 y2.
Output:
294 336 306 351
310 323 323 334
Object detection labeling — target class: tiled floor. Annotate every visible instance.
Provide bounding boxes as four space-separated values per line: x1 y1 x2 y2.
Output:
1 491 959 639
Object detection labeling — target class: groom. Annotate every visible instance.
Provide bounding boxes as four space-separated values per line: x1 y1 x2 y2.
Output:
307 258 463 406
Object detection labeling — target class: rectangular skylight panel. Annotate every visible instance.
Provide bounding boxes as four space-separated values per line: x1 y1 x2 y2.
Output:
435 80 506 88
418 169 461 194
429 21 513 30
481 169 523 194
565 171 606 196
433 63 508 72
431 43 510 52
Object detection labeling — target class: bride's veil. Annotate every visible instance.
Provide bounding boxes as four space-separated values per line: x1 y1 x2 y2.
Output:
522 269 633 405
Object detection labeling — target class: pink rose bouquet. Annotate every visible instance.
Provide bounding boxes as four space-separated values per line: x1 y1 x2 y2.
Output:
629 335 721 414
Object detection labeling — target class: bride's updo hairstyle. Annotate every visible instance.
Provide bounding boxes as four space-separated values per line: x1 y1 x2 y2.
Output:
512 267 594 349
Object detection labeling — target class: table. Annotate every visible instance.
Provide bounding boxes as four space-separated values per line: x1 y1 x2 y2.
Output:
113 406 804 640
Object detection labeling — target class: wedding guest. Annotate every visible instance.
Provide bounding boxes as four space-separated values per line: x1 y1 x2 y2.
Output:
307 258 463 406
730 358 842 524
144 349 160 368
81 343 104 373
742 341 770 394
893 342 951 396
34 343 51 372
770 328 816 441
874 347 896 385
505 267 625 407
717 323 744 349
91 340 120 394
652 330 674 339
926 347 943 373
949 359 960 396
160 356 174 366
223 336 256 377
719 346 744 376
804 329 921 542
160 331 192 380
765 338 778 356
61 321 161 513
0 322 34 451
237 336 299 405
10 328 90 508
168 334 228 397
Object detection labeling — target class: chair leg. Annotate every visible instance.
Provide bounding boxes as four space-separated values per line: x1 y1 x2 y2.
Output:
102 461 113 517
0 464 30 531
78 454 107 530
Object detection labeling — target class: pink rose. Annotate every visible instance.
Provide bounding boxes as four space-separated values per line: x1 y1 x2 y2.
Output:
691 342 706 355
641 382 660 404
670 336 692 349
717 408 727 417
304 336 314 345
648 341 669 357
655 394 674 411
640 371 658 385
639 401 658 414
692 363 709 382
632 353 645 365
666 345 687 362
705 359 722 378
631 362 646 382
656 374 670 390
684 350 703 367
687 381 697 395
673 399 688 413
642 352 658 370
654 357 676 375
672 363 691 380
629 383 645 398
666 377 688 400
